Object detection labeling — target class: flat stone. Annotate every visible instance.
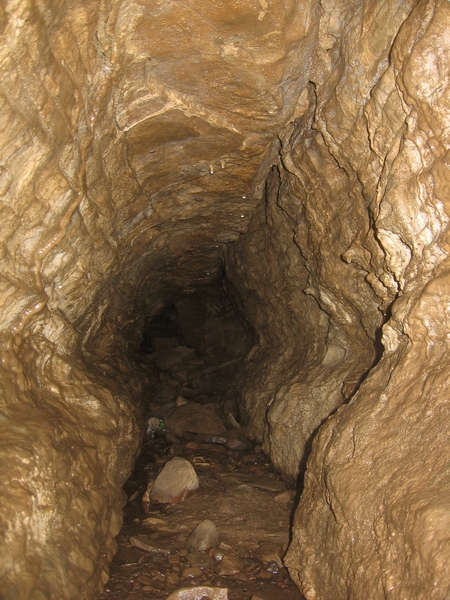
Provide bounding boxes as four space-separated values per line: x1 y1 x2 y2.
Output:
185 519 219 552
141 516 166 527
215 555 242 576
223 429 251 451
182 566 203 579
195 433 227 445
274 490 295 504
149 457 199 504
186 551 216 568
129 535 171 554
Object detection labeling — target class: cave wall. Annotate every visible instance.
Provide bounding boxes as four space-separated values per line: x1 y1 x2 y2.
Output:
225 0 450 597
1 0 450 598
0 0 320 597
287 2 450 597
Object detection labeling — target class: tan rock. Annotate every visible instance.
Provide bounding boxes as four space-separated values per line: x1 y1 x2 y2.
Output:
150 457 199 504
166 587 228 600
165 402 226 437
0 0 450 598
185 519 219 552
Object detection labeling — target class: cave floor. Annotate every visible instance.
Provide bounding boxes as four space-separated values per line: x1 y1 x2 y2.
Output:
101 336 304 600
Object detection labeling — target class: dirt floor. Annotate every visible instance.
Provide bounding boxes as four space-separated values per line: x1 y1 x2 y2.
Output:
101 301 305 600
100 433 305 600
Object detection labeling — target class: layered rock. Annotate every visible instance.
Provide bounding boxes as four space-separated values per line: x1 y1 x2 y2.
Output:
0 0 318 597
284 2 450 598
1 0 450 598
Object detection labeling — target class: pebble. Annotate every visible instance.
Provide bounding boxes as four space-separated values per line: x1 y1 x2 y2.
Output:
215 554 242 576
212 548 225 562
223 430 251 451
167 573 180 586
266 560 280 574
274 489 295 504
182 566 203 579
141 516 166 527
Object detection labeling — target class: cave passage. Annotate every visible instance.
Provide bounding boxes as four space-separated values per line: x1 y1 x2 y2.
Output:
3 1 450 598
98 277 305 599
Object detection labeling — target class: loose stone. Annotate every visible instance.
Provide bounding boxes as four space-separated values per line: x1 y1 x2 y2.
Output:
214 555 242 576
182 566 203 579
185 519 219 552
149 456 199 504
186 551 216 568
166 586 228 600
129 535 171 554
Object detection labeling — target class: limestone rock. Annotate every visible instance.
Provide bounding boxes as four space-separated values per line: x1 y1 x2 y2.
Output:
1 0 450 597
215 555 242 576
166 587 228 600
185 519 219 552
165 403 226 437
149 457 199 504
129 536 171 554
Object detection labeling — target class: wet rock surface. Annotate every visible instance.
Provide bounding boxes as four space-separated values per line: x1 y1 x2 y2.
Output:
101 343 303 600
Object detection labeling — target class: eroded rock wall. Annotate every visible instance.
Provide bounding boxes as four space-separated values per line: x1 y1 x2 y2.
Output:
0 0 320 597
2 0 450 597
227 0 450 597
286 1 450 596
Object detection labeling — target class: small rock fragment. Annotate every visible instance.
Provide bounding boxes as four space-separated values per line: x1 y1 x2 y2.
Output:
226 413 240 430
176 395 189 406
223 429 251 451
185 519 219 551
142 516 166 527
186 551 215 568
255 541 284 567
167 573 181 586
182 566 203 579
129 535 171 554
274 490 295 504
150 456 199 504
215 554 242 576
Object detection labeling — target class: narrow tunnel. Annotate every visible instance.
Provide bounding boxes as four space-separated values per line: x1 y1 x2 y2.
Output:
1 1 450 599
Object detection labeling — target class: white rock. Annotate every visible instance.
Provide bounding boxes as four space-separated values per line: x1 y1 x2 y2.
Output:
165 587 228 600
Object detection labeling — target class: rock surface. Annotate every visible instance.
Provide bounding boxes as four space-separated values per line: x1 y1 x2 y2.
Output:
149 457 199 504
165 403 226 438
0 0 450 598
166 587 228 600
185 519 220 552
